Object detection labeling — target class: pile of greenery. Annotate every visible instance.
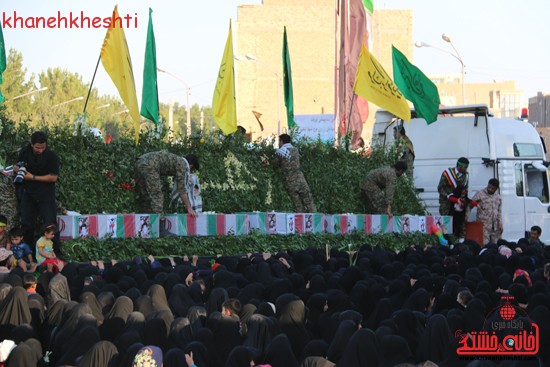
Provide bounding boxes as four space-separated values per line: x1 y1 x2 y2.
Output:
63 232 436 262
0 110 429 260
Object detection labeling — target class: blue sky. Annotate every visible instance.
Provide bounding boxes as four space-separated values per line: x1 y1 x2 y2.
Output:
3 0 549 107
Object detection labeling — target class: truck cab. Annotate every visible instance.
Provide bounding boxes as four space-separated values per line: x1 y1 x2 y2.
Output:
373 104 550 244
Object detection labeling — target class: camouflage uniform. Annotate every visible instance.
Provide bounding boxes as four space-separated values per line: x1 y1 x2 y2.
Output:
438 167 468 215
135 151 189 214
395 135 415 181
0 174 19 229
472 188 502 245
273 144 316 212
361 166 397 214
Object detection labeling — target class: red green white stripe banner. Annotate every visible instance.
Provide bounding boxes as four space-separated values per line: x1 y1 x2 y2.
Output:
58 213 452 239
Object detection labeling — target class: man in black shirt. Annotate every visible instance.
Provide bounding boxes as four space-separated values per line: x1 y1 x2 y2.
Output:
15 131 61 256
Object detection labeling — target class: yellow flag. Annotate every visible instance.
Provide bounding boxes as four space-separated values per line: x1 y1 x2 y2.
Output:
353 44 410 122
212 21 237 135
101 6 141 143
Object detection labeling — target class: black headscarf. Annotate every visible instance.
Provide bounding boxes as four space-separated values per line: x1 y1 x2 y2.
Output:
277 297 310 359
168 284 196 317
79 291 105 324
206 288 228 315
100 295 134 342
163 347 187 367
77 340 119 367
115 342 144 367
5 342 37 367
147 284 171 313
224 346 259 367
338 328 380 367
56 325 101 366
301 357 335 367
169 317 193 350
210 313 243 366
243 313 277 354
183 341 209 367
365 297 393 330
326 319 358 364
416 314 453 364
0 287 32 340
264 333 299 367
47 274 71 308
378 335 415 367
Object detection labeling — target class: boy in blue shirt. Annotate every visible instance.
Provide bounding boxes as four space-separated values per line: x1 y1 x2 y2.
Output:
7 227 36 272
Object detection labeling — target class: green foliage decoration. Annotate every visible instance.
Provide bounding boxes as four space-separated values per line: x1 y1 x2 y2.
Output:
62 232 438 262
0 111 430 262
0 114 425 215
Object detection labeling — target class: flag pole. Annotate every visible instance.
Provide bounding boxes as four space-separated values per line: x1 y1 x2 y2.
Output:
346 93 356 135
333 0 340 146
83 55 101 114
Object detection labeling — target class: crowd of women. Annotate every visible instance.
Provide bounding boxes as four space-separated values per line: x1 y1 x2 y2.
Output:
0 238 548 367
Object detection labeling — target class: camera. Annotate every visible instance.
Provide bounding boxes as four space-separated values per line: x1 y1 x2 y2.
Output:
13 162 26 184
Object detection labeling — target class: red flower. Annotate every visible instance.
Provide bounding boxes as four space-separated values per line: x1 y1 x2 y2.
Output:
121 182 135 191
106 171 114 180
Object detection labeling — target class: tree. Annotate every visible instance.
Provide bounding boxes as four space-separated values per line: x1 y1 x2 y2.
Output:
2 49 36 122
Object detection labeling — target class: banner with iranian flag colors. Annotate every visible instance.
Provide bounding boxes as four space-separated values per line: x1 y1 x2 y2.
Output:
57 215 77 240
426 216 453 234
57 215 99 239
325 214 348 234
76 215 98 238
160 215 186 237
179 213 250 236
364 215 372 234
258 213 295 234
371 215 390 233
121 214 159 238
224 214 249 236
98 214 120 239
393 215 420 234
295 213 325 234
58 213 448 239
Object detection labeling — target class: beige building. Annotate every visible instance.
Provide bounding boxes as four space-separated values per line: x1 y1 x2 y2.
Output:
529 92 550 128
235 0 412 141
234 1 525 141
430 74 524 118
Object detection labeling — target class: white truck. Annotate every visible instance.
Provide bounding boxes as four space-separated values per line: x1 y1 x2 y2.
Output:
373 104 550 244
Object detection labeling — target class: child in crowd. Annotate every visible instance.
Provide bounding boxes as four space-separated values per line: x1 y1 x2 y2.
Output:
0 215 8 249
36 224 65 273
448 185 477 242
7 227 37 272
23 273 37 293
0 247 16 272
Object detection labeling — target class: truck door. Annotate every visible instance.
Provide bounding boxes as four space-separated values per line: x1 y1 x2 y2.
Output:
499 161 527 241
521 162 550 238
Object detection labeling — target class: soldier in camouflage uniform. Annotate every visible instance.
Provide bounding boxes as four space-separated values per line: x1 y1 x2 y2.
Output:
438 157 469 215
361 161 407 216
134 151 200 215
0 174 18 229
472 178 502 245
272 134 316 212
393 126 415 182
